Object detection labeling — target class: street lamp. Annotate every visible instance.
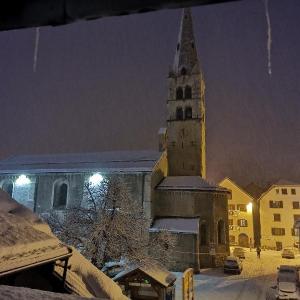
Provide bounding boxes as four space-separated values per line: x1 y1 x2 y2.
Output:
246 202 253 213
15 175 30 186
89 173 103 186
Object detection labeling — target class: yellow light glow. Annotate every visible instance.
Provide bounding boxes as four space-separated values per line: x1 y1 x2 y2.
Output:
246 202 253 213
15 175 30 186
89 173 103 186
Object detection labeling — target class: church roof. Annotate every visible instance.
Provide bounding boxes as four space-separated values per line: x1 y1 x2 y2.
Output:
156 176 228 192
150 217 200 234
0 150 162 174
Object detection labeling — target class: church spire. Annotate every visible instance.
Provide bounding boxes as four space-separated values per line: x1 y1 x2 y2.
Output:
173 8 200 76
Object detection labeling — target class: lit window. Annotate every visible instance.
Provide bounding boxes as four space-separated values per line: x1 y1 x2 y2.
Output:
228 219 233 226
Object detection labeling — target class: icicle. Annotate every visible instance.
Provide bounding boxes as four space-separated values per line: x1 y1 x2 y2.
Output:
33 27 40 72
263 0 272 75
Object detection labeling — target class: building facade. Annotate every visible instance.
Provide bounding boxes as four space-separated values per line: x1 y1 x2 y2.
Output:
219 178 254 248
260 181 300 250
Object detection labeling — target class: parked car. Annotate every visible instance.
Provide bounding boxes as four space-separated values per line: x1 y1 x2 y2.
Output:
281 248 295 259
273 265 300 299
232 247 246 259
224 256 243 274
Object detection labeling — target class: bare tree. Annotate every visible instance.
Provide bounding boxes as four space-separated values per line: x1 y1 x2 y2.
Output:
45 176 176 269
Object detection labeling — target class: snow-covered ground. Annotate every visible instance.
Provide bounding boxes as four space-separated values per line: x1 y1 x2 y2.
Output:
174 249 300 300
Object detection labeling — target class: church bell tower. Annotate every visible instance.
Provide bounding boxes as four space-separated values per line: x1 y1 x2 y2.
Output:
166 8 206 178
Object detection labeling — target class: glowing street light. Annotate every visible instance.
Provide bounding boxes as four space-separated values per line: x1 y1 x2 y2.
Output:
89 173 103 186
15 175 31 186
246 202 253 213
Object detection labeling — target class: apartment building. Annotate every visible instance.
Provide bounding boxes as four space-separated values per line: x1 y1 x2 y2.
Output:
220 178 254 247
260 181 300 250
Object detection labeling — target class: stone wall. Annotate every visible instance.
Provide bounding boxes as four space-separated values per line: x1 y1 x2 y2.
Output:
150 231 199 272
0 171 153 218
154 189 230 268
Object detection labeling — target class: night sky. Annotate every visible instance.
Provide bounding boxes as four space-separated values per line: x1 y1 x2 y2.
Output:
0 0 299 186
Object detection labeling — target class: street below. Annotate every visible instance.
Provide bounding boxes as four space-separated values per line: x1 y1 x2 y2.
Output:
175 248 300 299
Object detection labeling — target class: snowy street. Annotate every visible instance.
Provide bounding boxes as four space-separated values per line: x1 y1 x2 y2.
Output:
175 249 300 300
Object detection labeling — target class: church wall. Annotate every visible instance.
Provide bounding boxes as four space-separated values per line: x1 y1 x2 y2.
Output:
150 152 168 219
0 171 153 219
35 173 84 212
0 174 36 210
154 189 230 267
150 232 199 272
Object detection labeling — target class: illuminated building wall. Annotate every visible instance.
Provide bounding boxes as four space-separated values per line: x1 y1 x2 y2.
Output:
260 182 300 250
219 178 254 248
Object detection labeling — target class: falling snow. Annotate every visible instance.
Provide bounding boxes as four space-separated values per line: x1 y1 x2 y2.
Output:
263 0 272 75
33 27 40 72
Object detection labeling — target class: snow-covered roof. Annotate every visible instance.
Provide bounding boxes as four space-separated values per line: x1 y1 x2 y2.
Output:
0 150 162 174
0 212 71 276
150 217 199 234
156 176 228 192
114 264 176 288
219 177 254 201
0 191 128 299
0 285 99 300
274 179 300 186
0 190 71 276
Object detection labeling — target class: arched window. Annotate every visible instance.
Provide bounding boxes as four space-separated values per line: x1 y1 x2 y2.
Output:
176 87 183 100
53 182 68 209
200 223 207 245
176 107 183 120
217 220 225 245
185 85 192 99
185 107 192 119
181 67 187 76
1 180 13 197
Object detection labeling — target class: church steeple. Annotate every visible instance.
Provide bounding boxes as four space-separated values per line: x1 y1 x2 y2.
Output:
173 8 200 76
166 8 206 178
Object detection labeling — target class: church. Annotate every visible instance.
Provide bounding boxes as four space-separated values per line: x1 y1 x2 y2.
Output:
0 8 229 271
